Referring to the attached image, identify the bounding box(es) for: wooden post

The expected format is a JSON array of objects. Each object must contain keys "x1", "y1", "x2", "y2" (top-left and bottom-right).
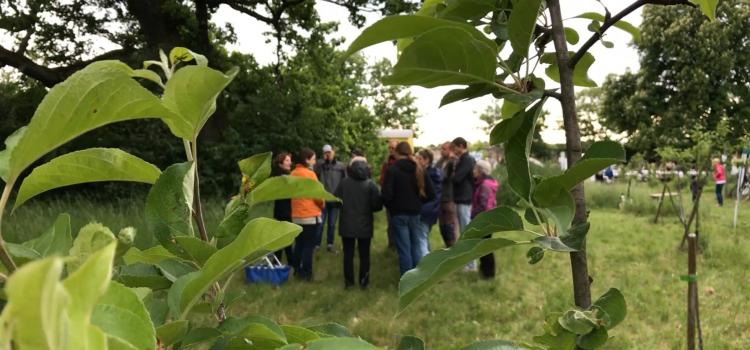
[
  {"x1": 654, "y1": 182, "x2": 668, "y2": 224},
  {"x1": 686, "y1": 233, "x2": 697, "y2": 350}
]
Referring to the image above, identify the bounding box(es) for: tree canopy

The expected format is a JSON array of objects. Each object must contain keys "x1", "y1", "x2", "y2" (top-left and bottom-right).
[{"x1": 598, "y1": 0, "x2": 750, "y2": 154}]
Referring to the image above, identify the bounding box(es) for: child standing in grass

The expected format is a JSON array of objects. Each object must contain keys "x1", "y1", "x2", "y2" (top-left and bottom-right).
[{"x1": 333, "y1": 159, "x2": 382, "y2": 289}]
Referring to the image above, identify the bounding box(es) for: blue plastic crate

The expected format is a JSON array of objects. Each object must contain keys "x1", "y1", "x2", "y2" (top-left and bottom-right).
[{"x1": 244, "y1": 255, "x2": 291, "y2": 285}]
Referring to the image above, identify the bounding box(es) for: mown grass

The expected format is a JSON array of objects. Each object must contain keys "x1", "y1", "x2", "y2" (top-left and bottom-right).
[{"x1": 3, "y1": 182, "x2": 750, "y2": 349}]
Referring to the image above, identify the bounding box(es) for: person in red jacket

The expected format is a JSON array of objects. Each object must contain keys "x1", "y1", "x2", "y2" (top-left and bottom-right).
[
  {"x1": 380, "y1": 139, "x2": 398, "y2": 250},
  {"x1": 713, "y1": 158, "x2": 726, "y2": 207}
]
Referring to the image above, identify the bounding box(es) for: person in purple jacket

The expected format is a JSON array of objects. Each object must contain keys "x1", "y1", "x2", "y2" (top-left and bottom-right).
[
  {"x1": 471, "y1": 159, "x2": 498, "y2": 279},
  {"x1": 416, "y1": 149, "x2": 443, "y2": 256}
]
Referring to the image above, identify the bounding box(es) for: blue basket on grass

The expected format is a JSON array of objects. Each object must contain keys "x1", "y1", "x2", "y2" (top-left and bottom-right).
[{"x1": 244, "y1": 254, "x2": 291, "y2": 285}]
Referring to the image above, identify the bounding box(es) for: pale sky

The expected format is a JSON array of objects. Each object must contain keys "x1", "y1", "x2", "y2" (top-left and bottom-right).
[{"x1": 212, "y1": 0, "x2": 644, "y2": 146}]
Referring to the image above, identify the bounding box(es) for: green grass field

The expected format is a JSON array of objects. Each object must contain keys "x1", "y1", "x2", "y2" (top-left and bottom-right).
[{"x1": 3, "y1": 182, "x2": 750, "y2": 349}]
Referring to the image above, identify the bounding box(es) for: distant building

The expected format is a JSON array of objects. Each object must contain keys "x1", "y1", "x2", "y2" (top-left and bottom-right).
[{"x1": 379, "y1": 129, "x2": 414, "y2": 148}]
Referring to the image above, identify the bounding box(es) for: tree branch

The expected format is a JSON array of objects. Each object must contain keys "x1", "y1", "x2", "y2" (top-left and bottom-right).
[
  {"x1": 319, "y1": 0, "x2": 381, "y2": 13},
  {"x1": 543, "y1": 89, "x2": 563, "y2": 101},
  {"x1": 223, "y1": 0, "x2": 274, "y2": 24},
  {"x1": 569, "y1": 0, "x2": 697, "y2": 68},
  {"x1": 52, "y1": 48, "x2": 135, "y2": 75}
]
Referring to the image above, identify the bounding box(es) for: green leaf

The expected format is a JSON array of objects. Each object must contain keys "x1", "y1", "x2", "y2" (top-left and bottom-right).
[
  {"x1": 531, "y1": 313, "x2": 577, "y2": 350},
  {"x1": 156, "y1": 320, "x2": 189, "y2": 346},
  {"x1": 145, "y1": 162, "x2": 195, "y2": 259},
  {"x1": 238, "y1": 152, "x2": 273, "y2": 191},
  {"x1": 107, "y1": 335, "x2": 140, "y2": 350},
  {"x1": 131, "y1": 69, "x2": 164, "y2": 87},
  {"x1": 459, "y1": 340, "x2": 525, "y2": 349},
  {"x1": 0, "y1": 126, "x2": 26, "y2": 182},
  {"x1": 558, "y1": 310, "x2": 597, "y2": 335},
  {"x1": 507, "y1": 0, "x2": 543, "y2": 57},
  {"x1": 526, "y1": 247, "x2": 544, "y2": 264},
  {"x1": 116, "y1": 227, "x2": 137, "y2": 260},
  {"x1": 398, "y1": 335, "x2": 425, "y2": 350},
  {"x1": 216, "y1": 199, "x2": 249, "y2": 238},
  {"x1": 535, "y1": 184, "x2": 575, "y2": 233},
  {"x1": 489, "y1": 109, "x2": 525, "y2": 146},
  {"x1": 6, "y1": 242, "x2": 42, "y2": 266},
  {"x1": 574, "y1": 12, "x2": 641, "y2": 42},
  {"x1": 460, "y1": 206, "x2": 524, "y2": 240},
  {"x1": 220, "y1": 316, "x2": 287, "y2": 341},
  {"x1": 280, "y1": 325, "x2": 321, "y2": 344},
  {"x1": 118, "y1": 263, "x2": 172, "y2": 290},
  {"x1": 383, "y1": 27, "x2": 498, "y2": 89},
  {"x1": 224, "y1": 289, "x2": 247, "y2": 311},
  {"x1": 504, "y1": 89, "x2": 543, "y2": 105},
  {"x1": 397, "y1": 238, "x2": 521, "y2": 316},
  {"x1": 306, "y1": 338, "x2": 376, "y2": 350},
  {"x1": 62, "y1": 242, "x2": 117, "y2": 349},
  {"x1": 182, "y1": 328, "x2": 224, "y2": 349},
  {"x1": 4, "y1": 258, "x2": 69, "y2": 350},
  {"x1": 225, "y1": 323, "x2": 288, "y2": 349},
  {"x1": 15, "y1": 148, "x2": 161, "y2": 209},
  {"x1": 68, "y1": 222, "x2": 116, "y2": 274},
  {"x1": 1, "y1": 61, "x2": 175, "y2": 184},
  {"x1": 576, "y1": 326, "x2": 608, "y2": 349},
  {"x1": 170, "y1": 47, "x2": 208, "y2": 66},
  {"x1": 346, "y1": 15, "x2": 497, "y2": 56},
  {"x1": 533, "y1": 221, "x2": 588, "y2": 252},
  {"x1": 156, "y1": 259, "x2": 197, "y2": 282},
  {"x1": 438, "y1": 0, "x2": 496, "y2": 22},
  {"x1": 91, "y1": 303, "x2": 156, "y2": 350},
  {"x1": 524, "y1": 208, "x2": 546, "y2": 225},
  {"x1": 590, "y1": 288, "x2": 627, "y2": 330},
  {"x1": 564, "y1": 27, "x2": 579, "y2": 45},
  {"x1": 131, "y1": 287, "x2": 153, "y2": 310},
  {"x1": 175, "y1": 236, "x2": 218, "y2": 266},
  {"x1": 689, "y1": 0, "x2": 719, "y2": 20},
  {"x1": 96, "y1": 281, "x2": 153, "y2": 326},
  {"x1": 440, "y1": 84, "x2": 498, "y2": 108},
  {"x1": 180, "y1": 218, "x2": 302, "y2": 317},
  {"x1": 248, "y1": 176, "x2": 339, "y2": 205},
  {"x1": 161, "y1": 66, "x2": 238, "y2": 140},
  {"x1": 587, "y1": 20, "x2": 601, "y2": 33},
  {"x1": 149, "y1": 300, "x2": 169, "y2": 328},
  {"x1": 277, "y1": 345, "x2": 303, "y2": 350},
  {"x1": 124, "y1": 245, "x2": 187, "y2": 265},
  {"x1": 306, "y1": 323, "x2": 353, "y2": 338},
  {"x1": 168, "y1": 271, "x2": 201, "y2": 319},
  {"x1": 540, "y1": 52, "x2": 597, "y2": 87},
  {"x1": 505, "y1": 99, "x2": 546, "y2": 200},
  {"x1": 601, "y1": 40, "x2": 614, "y2": 48},
  {"x1": 503, "y1": 51, "x2": 525, "y2": 74}
]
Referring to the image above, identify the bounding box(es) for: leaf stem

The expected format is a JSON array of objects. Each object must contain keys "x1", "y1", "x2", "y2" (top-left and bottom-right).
[
  {"x1": 498, "y1": 60, "x2": 524, "y2": 89},
  {"x1": 523, "y1": 229, "x2": 545, "y2": 237},
  {"x1": 190, "y1": 140, "x2": 209, "y2": 242},
  {"x1": 0, "y1": 272, "x2": 7, "y2": 282},
  {"x1": 530, "y1": 207, "x2": 548, "y2": 235},
  {"x1": 0, "y1": 182, "x2": 18, "y2": 274}
]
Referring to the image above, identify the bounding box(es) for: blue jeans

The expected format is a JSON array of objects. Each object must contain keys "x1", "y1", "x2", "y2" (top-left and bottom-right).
[
  {"x1": 716, "y1": 183, "x2": 724, "y2": 206},
  {"x1": 293, "y1": 223, "x2": 319, "y2": 280},
  {"x1": 456, "y1": 203, "x2": 475, "y2": 269},
  {"x1": 317, "y1": 203, "x2": 338, "y2": 247},
  {"x1": 391, "y1": 215, "x2": 426, "y2": 276},
  {"x1": 418, "y1": 221, "x2": 432, "y2": 257}
]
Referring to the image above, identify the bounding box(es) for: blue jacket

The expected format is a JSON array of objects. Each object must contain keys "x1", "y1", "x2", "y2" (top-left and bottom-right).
[{"x1": 420, "y1": 166, "x2": 443, "y2": 226}]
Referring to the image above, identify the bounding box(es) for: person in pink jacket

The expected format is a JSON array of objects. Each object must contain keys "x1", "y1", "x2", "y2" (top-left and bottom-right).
[
  {"x1": 713, "y1": 158, "x2": 726, "y2": 206},
  {"x1": 471, "y1": 160, "x2": 498, "y2": 279}
]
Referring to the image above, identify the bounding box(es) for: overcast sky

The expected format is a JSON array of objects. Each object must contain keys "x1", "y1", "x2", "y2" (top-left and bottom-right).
[{"x1": 212, "y1": 0, "x2": 644, "y2": 146}]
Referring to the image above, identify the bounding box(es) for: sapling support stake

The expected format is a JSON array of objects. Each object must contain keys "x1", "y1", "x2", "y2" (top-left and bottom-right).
[
  {"x1": 684, "y1": 233, "x2": 703, "y2": 350},
  {"x1": 654, "y1": 181, "x2": 669, "y2": 224}
]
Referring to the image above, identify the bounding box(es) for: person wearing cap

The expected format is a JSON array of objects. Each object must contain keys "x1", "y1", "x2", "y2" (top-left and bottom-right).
[{"x1": 314, "y1": 144, "x2": 347, "y2": 253}]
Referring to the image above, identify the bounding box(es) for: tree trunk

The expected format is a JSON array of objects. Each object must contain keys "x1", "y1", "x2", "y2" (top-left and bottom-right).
[{"x1": 547, "y1": 0, "x2": 593, "y2": 313}]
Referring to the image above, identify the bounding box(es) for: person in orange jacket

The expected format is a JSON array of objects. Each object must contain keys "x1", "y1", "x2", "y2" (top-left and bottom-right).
[{"x1": 291, "y1": 148, "x2": 325, "y2": 281}]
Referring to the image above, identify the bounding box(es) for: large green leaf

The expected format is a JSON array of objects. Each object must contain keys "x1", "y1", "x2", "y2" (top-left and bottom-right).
[
  {"x1": 398, "y1": 335, "x2": 425, "y2": 350},
  {"x1": 155, "y1": 320, "x2": 189, "y2": 346},
  {"x1": 689, "y1": 0, "x2": 719, "y2": 20},
  {"x1": 161, "y1": 66, "x2": 238, "y2": 141},
  {"x1": 216, "y1": 199, "x2": 249, "y2": 238},
  {"x1": 6, "y1": 242, "x2": 42, "y2": 266},
  {"x1": 145, "y1": 162, "x2": 195, "y2": 258},
  {"x1": 306, "y1": 338, "x2": 376, "y2": 350},
  {"x1": 383, "y1": 27, "x2": 498, "y2": 89},
  {"x1": 179, "y1": 218, "x2": 302, "y2": 317},
  {"x1": 574, "y1": 13, "x2": 640, "y2": 43},
  {"x1": 175, "y1": 236, "x2": 217, "y2": 266},
  {"x1": 489, "y1": 110, "x2": 525, "y2": 146},
  {"x1": 576, "y1": 326, "x2": 608, "y2": 349},
  {"x1": 541, "y1": 52, "x2": 597, "y2": 87},
  {"x1": 156, "y1": 259, "x2": 197, "y2": 282},
  {"x1": 590, "y1": 288, "x2": 627, "y2": 330},
  {"x1": 460, "y1": 206, "x2": 524, "y2": 240},
  {"x1": 62, "y1": 242, "x2": 116, "y2": 350},
  {"x1": 306, "y1": 323, "x2": 353, "y2": 338},
  {"x1": 68, "y1": 222, "x2": 116, "y2": 274},
  {"x1": 397, "y1": 238, "x2": 521, "y2": 316},
  {"x1": 438, "y1": 0, "x2": 496, "y2": 22},
  {"x1": 505, "y1": 99, "x2": 546, "y2": 201},
  {"x1": 182, "y1": 328, "x2": 224, "y2": 349},
  {"x1": 123, "y1": 245, "x2": 188, "y2": 265},
  {"x1": 558, "y1": 310, "x2": 597, "y2": 335},
  {"x1": 248, "y1": 176, "x2": 339, "y2": 204},
  {"x1": 280, "y1": 326, "x2": 320, "y2": 345},
  {"x1": 91, "y1": 304, "x2": 156, "y2": 350},
  {"x1": 346, "y1": 15, "x2": 496, "y2": 56},
  {"x1": 0, "y1": 127, "x2": 26, "y2": 182},
  {"x1": 97, "y1": 282, "x2": 153, "y2": 326},
  {"x1": 531, "y1": 313, "x2": 577, "y2": 350},
  {"x1": 219, "y1": 316, "x2": 286, "y2": 341},
  {"x1": 14, "y1": 148, "x2": 161, "y2": 209},
  {"x1": 4, "y1": 257, "x2": 69, "y2": 349},
  {"x1": 507, "y1": 0, "x2": 543, "y2": 57},
  {"x1": 458, "y1": 340, "x2": 525, "y2": 349},
  {"x1": 501, "y1": 99, "x2": 526, "y2": 120},
  {"x1": 2, "y1": 61, "x2": 175, "y2": 184},
  {"x1": 149, "y1": 300, "x2": 169, "y2": 328},
  {"x1": 225, "y1": 323, "x2": 288, "y2": 349},
  {"x1": 118, "y1": 263, "x2": 172, "y2": 290},
  {"x1": 168, "y1": 271, "x2": 201, "y2": 319},
  {"x1": 440, "y1": 84, "x2": 498, "y2": 108}
]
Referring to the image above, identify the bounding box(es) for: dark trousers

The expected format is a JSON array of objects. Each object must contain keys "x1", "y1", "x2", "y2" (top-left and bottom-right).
[
  {"x1": 292, "y1": 223, "x2": 319, "y2": 280},
  {"x1": 479, "y1": 234, "x2": 496, "y2": 278},
  {"x1": 716, "y1": 183, "x2": 724, "y2": 206},
  {"x1": 342, "y1": 237, "x2": 371, "y2": 288},
  {"x1": 386, "y1": 210, "x2": 394, "y2": 249},
  {"x1": 438, "y1": 202, "x2": 457, "y2": 247},
  {"x1": 274, "y1": 218, "x2": 294, "y2": 266}
]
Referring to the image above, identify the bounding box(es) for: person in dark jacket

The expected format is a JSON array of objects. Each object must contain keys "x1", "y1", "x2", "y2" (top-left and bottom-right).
[
  {"x1": 333, "y1": 160, "x2": 383, "y2": 289},
  {"x1": 346, "y1": 148, "x2": 372, "y2": 178},
  {"x1": 451, "y1": 137, "x2": 476, "y2": 271},
  {"x1": 417, "y1": 149, "x2": 442, "y2": 255},
  {"x1": 382, "y1": 142, "x2": 436, "y2": 276},
  {"x1": 271, "y1": 153, "x2": 294, "y2": 266},
  {"x1": 314, "y1": 144, "x2": 347, "y2": 253},
  {"x1": 380, "y1": 140, "x2": 399, "y2": 251},
  {"x1": 434, "y1": 141, "x2": 457, "y2": 247},
  {"x1": 472, "y1": 160, "x2": 499, "y2": 279}
]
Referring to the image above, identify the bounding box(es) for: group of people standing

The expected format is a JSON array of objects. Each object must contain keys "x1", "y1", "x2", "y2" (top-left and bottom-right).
[{"x1": 269, "y1": 137, "x2": 499, "y2": 289}]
